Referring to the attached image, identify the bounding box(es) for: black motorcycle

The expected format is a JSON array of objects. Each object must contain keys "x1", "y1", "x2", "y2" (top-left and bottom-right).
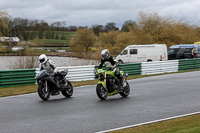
[{"x1": 36, "y1": 69, "x2": 73, "y2": 101}]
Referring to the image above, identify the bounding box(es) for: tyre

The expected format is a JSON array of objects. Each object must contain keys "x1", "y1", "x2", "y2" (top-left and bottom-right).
[
  {"x1": 38, "y1": 84, "x2": 50, "y2": 101},
  {"x1": 61, "y1": 81, "x2": 73, "y2": 98},
  {"x1": 119, "y1": 81, "x2": 130, "y2": 97},
  {"x1": 118, "y1": 60, "x2": 123, "y2": 64},
  {"x1": 96, "y1": 84, "x2": 108, "y2": 100},
  {"x1": 147, "y1": 59, "x2": 152, "y2": 62}
]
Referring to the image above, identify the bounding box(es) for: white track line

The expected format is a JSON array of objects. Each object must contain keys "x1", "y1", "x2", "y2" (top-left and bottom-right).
[{"x1": 95, "y1": 111, "x2": 200, "y2": 133}]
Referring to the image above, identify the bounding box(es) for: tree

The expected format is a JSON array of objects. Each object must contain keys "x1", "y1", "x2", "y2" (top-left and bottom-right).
[
  {"x1": 103, "y1": 22, "x2": 119, "y2": 32},
  {"x1": 51, "y1": 21, "x2": 66, "y2": 39},
  {"x1": 98, "y1": 31, "x2": 120, "y2": 55},
  {"x1": 92, "y1": 24, "x2": 103, "y2": 36},
  {"x1": 69, "y1": 28, "x2": 96, "y2": 57},
  {"x1": 121, "y1": 20, "x2": 136, "y2": 32},
  {"x1": 68, "y1": 26, "x2": 77, "y2": 32},
  {"x1": 126, "y1": 11, "x2": 200, "y2": 46},
  {"x1": 37, "y1": 20, "x2": 48, "y2": 39},
  {"x1": 0, "y1": 11, "x2": 10, "y2": 37},
  {"x1": 115, "y1": 32, "x2": 135, "y2": 53},
  {"x1": 0, "y1": 11, "x2": 12, "y2": 47}
]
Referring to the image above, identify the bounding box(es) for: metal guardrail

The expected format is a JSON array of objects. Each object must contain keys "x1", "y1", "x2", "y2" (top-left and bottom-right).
[
  {"x1": 94, "y1": 63, "x2": 142, "y2": 76},
  {"x1": 53, "y1": 65, "x2": 96, "y2": 81},
  {"x1": 1, "y1": 59, "x2": 200, "y2": 88},
  {"x1": 179, "y1": 58, "x2": 200, "y2": 71},
  {"x1": 118, "y1": 63, "x2": 141, "y2": 76},
  {"x1": 0, "y1": 69, "x2": 36, "y2": 88},
  {"x1": 141, "y1": 60, "x2": 179, "y2": 75},
  {"x1": 35, "y1": 65, "x2": 96, "y2": 82}
]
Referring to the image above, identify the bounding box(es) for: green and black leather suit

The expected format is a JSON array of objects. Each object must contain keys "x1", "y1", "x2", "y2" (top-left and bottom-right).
[{"x1": 98, "y1": 55, "x2": 123, "y2": 80}]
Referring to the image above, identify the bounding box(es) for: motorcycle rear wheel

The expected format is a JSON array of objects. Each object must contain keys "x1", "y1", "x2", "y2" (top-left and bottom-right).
[
  {"x1": 96, "y1": 84, "x2": 108, "y2": 100},
  {"x1": 61, "y1": 81, "x2": 73, "y2": 98},
  {"x1": 38, "y1": 85, "x2": 50, "y2": 101},
  {"x1": 119, "y1": 81, "x2": 130, "y2": 97}
]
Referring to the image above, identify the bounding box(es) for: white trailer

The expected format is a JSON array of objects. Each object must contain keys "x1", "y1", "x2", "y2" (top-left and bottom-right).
[
  {"x1": 115, "y1": 44, "x2": 168, "y2": 63},
  {"x1": 0, "y1": 37, "x2": 20, "y2": 43}
]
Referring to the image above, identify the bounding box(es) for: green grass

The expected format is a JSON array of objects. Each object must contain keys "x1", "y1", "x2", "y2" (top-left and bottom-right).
[
  {"x1": 30, "y1": 39, "x2": 70, "y2": 44},
  {"x1": 45, "y1": 31, "x2": 75, "y2": 39},
  {"x1": 22, "y1": 32, "x2": 76, "y2": 47},
  {"x1": 109, "y1": 114, "x2": 200, "y2": 133},
  {"x1": 0, "y1": 84, "x2": 37, "y2": 97},
  {"x1": 0, "y1": 80, "x2": 98, "y2": 97}
]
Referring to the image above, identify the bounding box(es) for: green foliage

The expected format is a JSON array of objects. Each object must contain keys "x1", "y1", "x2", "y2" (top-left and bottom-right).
[
  {"x1": 1, "y1": 10, "x2": 200, "y2": 59},
  {"x1": 98, "y1": 31, "x2": 120, "y2": 55},
  {"x1": 95, "y1": 12, "x2": 200, "y2": 57},
  {"x1": 0, "y1": 11, "x2": 10, "y2": 37},
  {"x1": 69, "y1": 28, "x2": 96, "y2": 57},
  {"x1": 127, "y1": 12, "x2": 200, "y2": 47}
]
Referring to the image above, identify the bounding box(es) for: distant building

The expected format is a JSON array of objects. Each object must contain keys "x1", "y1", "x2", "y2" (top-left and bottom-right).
[
  {"x1": 0, "y1": 37, "x2": 20, "y2": 44},
  {"x1": 11, "y1": 47, "x2": 24, "y2": 51}
]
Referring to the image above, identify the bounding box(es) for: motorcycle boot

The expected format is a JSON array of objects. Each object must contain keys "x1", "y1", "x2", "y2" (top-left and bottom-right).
[
  {"x1": 120, "y1": 77, "x2": 127, "y2": 88},
  {"x1": 117, "y1": 78, "x2": 125, "y2": 92},
  {"x1": 55, "y1": 79, "x2": 61, "y2": 89},
  {"x1": 54, "y1": 84, "x2": 60, "y2": 95},
  {"x1": 52, "y1": 89, "x2": 60, "y2": 95},
  {"x1": 54, "y1": 81, "x2": 61, "y2": 95}
]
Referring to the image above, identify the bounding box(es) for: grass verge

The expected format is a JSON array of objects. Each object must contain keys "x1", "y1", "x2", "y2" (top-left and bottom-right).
[
  {"x1": 0, "y1": 84, "x2": 37, "y2": 97},
  {"x1": 0, "y1": 80, "x2": 99, "y2": 97},
  {"x1": 109, "y1": 114, "x2": 200, "y2": 133}
]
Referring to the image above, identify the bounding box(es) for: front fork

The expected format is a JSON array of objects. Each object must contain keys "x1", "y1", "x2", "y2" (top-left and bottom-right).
[
  {"x1": 42, "y1": 80, "x2": 48, "y2": 93},
  {"x1": 104, "y1": 71, "x2": 106, "y2": 87},
  {"x1": 97, "y1": 75, "x2": 107, "y2": 91},
  {"x1": 45, "y1": 80, "x2": 48, "y2": 92},
  {"x1": 97, "y1": 71, "x2": 107, "y2": 88}
]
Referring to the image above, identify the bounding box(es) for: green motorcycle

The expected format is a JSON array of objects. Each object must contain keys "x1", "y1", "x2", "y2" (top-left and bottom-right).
[{"x1": 95, "y1": 62, "x2": 130, "y2": 100}]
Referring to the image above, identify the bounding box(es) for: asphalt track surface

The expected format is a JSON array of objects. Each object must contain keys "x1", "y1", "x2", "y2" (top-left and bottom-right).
[{"x1": 0, "y1": 71, "x2": 200, "y2": 133}]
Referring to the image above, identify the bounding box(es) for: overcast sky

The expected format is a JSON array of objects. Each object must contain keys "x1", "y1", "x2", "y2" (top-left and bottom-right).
[{"x1": 0, "y1": 0, "x2": 200, "y2": 28}]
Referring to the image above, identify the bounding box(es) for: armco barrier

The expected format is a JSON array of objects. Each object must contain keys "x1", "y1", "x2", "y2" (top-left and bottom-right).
[
  {"x1": 48, "y1": 65, "x2": 96, "y2": 82},
  {"x1": 141, "y1": 60, "x2": 179, "y2": 75},
  {"x1": 0, "y1": 69, "x2": 36, "y2": 88},
  {"x1": 118, "y1": 63, "x2": 141, "y2": 76},
  {"x1": 2, "y1": 58, "x2": 200, "y2": 87},
  {"x1": 94, "y1": 62, "x2": 142, "y2": 76},
  {"x1": 179, "y1": 58, "x2": 200, "y2": 71}
]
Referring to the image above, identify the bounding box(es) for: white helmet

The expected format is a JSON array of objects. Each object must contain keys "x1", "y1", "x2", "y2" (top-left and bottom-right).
[
  {"x1": 101, "y1": 49, "x2": 110, "y2": 60},
  {"x1": 39, "y1": 54, "x2": 48, "y2": 63}
]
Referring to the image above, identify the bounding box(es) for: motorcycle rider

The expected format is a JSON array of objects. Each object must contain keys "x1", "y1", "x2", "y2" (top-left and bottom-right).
[
  {"x1": 39, "y1": 54, "x2": 60, "y2": 89},
  {"x1": 98, "y1": 49, "x2": 126, "y2": 88}
]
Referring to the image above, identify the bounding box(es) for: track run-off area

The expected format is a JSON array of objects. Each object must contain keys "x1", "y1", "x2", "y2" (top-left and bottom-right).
[{"x1": 0, "y1": 71, "x2": 200, "y2": 133}]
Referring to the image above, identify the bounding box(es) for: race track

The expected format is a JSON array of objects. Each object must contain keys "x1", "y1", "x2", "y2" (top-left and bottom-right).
[{"x1": 0, "y1": 71, "x2": 200, "y2": 133}]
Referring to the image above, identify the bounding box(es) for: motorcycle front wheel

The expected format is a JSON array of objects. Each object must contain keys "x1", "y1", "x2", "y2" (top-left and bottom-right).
[
  {"x1": 119, "y1": 81, "x2": 130, "y2": 97},
  {"x1": 61, "y1": 81, "x2": 73, "y2": 98},
  {"x1": 38, "y1": 84, "x2": 50, "y2": 101},
  {"x1": 96, "y1": 84, "x2": 108, "y2": 100}
]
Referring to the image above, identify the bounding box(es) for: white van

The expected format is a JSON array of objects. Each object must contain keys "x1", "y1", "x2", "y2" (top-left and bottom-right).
[{"x1": 115, "y1": 44, "x2": 168, "y2": 63}]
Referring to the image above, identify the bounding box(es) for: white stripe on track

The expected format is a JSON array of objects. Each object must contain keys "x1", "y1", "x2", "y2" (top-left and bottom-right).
[{"x1": 95, "y1": 111, "x2": 200, "y2": 133}]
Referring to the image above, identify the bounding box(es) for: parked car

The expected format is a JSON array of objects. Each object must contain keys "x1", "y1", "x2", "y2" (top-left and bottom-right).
[
  {"x1": 115, "y1": 44, "x2": 168, "y2": 63},
  {"x1": 168, "y1": 44, "x2": 200, "y2": 60}
]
